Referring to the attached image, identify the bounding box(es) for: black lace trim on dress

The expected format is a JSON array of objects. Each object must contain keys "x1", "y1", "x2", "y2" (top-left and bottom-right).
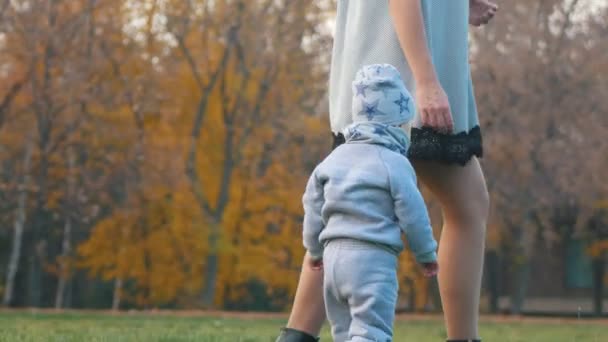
[
  {"x1": 332, "y1": 125, "x2": 482, "y2": 166},
  {"x1": 408, "y1": 125, "x2": 483, "y2": 166}
]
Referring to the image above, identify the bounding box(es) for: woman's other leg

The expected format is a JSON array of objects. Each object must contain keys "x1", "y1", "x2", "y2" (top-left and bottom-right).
[
  {"x1": 413, "y1": 157, "x2": 489, "y2": 340},
  {"x1": 278, "y1": 253, "x2": 326, "y2": 341}
]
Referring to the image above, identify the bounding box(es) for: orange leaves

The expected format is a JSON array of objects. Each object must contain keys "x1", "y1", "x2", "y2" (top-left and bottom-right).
[
  {"x1": 398, "y1": 251, "x2": 432, "y2": 310},
  {"x1": 3, "y1": 0, "x2": 338, "y2": 310},
  {"x1": 587, "y1": 240, "x2": 608, "y2": 259},
  {"x1": 77, "y1": 187, "x2": 207, "y2": 305},
  {"x1": 77, "y1": 210, "x2": 130, "y2": 280}
]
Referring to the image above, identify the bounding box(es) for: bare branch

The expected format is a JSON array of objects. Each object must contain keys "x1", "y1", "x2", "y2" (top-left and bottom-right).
[
  {"x1": 0, "y1": 79, "x2": 26, "y2": 129},
  {"x1": 184, "y1": 26, "x2": 237, "y2": 219},
  {"x1": 235, "y1": 64, "x2": 278, "y2": 163},
  {"x1": 553, "y1": 0, "x2": 581, "y2": 56},
  {"x1": 0, "y1": 0, "x2": 10, "y2": 20},
  {"x1": 174, "y1": 34, "x2": 205, "y2": 92}
]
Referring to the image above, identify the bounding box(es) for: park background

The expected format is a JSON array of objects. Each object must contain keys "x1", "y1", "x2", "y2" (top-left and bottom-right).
[{"x1": 0, "y1": 1, "x2": 607, "y2": 330}]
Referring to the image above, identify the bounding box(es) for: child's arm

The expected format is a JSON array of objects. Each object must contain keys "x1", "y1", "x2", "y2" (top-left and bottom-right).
[
  {"x1": 390, "y1": 162, "x2": 437, "y2": 264},
  {"x1": 302, "y1": 170, "x2": 326, "y2": 261}
]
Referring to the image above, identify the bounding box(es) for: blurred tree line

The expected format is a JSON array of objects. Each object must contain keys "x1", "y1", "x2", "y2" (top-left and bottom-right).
[{"x1": 0, "y1": 0, "x2": 606, "y2": 314}]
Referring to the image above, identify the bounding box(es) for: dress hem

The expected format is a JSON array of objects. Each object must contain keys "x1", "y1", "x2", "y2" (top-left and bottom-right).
[{"x1": 408, "y1": 125, "x2": 483, "y2": 166}]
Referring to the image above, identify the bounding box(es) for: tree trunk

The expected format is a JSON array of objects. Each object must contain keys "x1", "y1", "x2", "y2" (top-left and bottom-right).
[
  {"x1": 200, "y1": 114, "x2": 235, "y2": 308},
  {"x1": 54, "y1": 216, "x2": 71, "y2": 309},
  {"x1": 485, "y1": 250, "x2": 500, "y2": 314},
  {"x1": 112, "y1": 278, "x2": 122, "y2": 311},
  {"x1": 509, "y1": 213, "x2": 537, "y2": 315},
  {"x1": 29, "y1": 145, "x2": 49, "y2": 308},
  {"x1": 201, "y1": 222, "x2": 220, "y2": 308},
  {"x1": 429, "y1": 277, "x2": 442, "y2": 313},
  {"x1": 3, "y1": 141, "x2": 33, "y2": 306},
  {"x1": 591, "y1": 256, "x2": 605, "y2": 316},
  {"x1": 55, "y1": 147, "x2": 75, "y2": 309},
  {"x1": 406, "y1": 279, "x2": 415, "y2": 312},
  {"x1": 112, "y1": 186, "x2": 130, "y2": 311},
  {"x1": 28, "y1": 0, "x2": 56, "y2": 308},
  {"x1": 510, "y1": 260, "x2": 531, "y2": 315},
  {"x1": 64, "y1": 276, "x2": 73, "y2": 308}
]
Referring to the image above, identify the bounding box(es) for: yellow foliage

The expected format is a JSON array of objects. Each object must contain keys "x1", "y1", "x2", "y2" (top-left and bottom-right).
[
  {"x1": 595, "y1": 200, "x2": 608, "y2": 209},
  {"x1": 78, "y1": 185, "x2": 206, "y2": 306},
  {"x1": 65, "y1": 0, "x2": 432, "y2": 310},
  {"x1": 587, "y1": 240, "x2": 608, "y2": 258}
]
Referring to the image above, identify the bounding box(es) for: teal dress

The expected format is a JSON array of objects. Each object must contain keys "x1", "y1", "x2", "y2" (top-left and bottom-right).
[{"x1": 329, "y1": 0, "x2": 482, "y2": 165}]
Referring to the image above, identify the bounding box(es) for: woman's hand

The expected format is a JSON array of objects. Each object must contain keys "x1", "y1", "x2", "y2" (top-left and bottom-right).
[
  {"x1": 469, "y1": 0, "x2": 498, "y2": 27},
  {"x1": 416, "y1": 80, "x2": 454, "y2": 133}
]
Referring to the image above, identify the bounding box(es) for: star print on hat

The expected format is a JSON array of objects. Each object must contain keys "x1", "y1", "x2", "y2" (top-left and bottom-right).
[{"x1": 351, "y1": 64, "x2": 414, "y2": 127}]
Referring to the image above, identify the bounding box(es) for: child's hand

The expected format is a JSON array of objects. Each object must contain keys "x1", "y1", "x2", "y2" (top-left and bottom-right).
[
  {"x1": 309, "y1": 257, "x2": 323, "y2": 271},
  {"x1": 421, "y1": 261, "x2": 438, "y2": 277}
]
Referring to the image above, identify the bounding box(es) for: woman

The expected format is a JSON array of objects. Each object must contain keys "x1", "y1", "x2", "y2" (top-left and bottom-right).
[{"x1": 277, "y1": 1, "x2": 497, "y2": 341}]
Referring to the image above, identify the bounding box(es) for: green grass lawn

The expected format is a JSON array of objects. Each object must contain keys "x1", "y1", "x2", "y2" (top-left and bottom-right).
[{"x1": 0, "y1": 311, "x2": 606, "y2": 342}]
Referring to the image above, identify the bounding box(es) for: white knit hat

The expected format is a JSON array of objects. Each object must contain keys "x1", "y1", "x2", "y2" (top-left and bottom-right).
[{"x1": 351, "y1": 64, "x2": 414, "y2": 126}]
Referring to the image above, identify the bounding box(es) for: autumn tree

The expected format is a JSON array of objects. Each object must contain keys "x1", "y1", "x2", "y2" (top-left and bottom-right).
[
  {"x1": 156, "y1": 0, "x2": 333, "y2": 308},
  {"x1": 0, "y1": 0, "x2": 95, "y2": 307},
  {"x1": 472, "y1": 0, "x2": 608, "y2": 314},
  {"x1": 76, "y1": 0, "x2": 335, "y2": 309}
]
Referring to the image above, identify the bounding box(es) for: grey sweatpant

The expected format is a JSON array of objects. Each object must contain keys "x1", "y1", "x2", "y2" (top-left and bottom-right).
[{"x1": 323, "y1": 239, "x2": 399, "y2": 342}]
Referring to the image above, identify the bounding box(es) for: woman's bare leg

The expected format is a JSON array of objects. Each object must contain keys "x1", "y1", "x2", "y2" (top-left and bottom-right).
[
  {"x1": 413, "y1": 157, "x2": 489, "y2": 340},
  {"x1": 284, "y1": 252, "x2": 326, "y2": 335}
]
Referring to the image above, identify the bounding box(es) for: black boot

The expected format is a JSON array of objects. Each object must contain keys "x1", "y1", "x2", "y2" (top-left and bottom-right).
[{"x1": 275, "y1": 328, "x2": 320, "y2": 342}]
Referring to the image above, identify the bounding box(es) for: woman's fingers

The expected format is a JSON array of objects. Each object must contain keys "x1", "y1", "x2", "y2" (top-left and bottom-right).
[
  {"x1": 422, "y1": 108, "x2": 435, "y2": 128},
  {"x1": 434, "y1": 106, "x2": 453, "y2": 134},
  {"x1": 441, "y1": 109, "x2": 454, "y2": 134},
  {"x1": 470, "y1": 0, "x2": 499, "y2": 26},
  {"x1": 433, "y1": 107, "x2": 447, "y2": 133},
  {"x1": 484, "y1": 9, "x2": 496, "y2": 21},
  {"x1": 416, "y1": 81, "x2": 453, "y2": 133},
  {"x1": 443, "y1": 109, "x2": 454, "y2": 133},
  {"x1": 421, "y1": 105, "x2": 454, "y2": 133}
]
